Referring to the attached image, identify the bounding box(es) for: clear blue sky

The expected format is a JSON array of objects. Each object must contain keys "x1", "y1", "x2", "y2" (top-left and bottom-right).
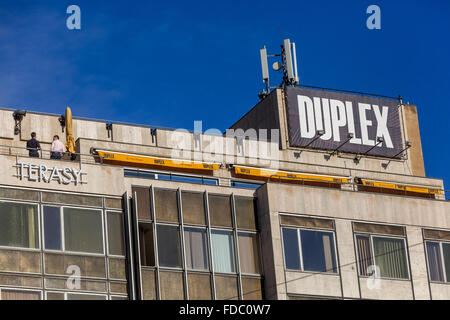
[{"x1": 0, "y1": 0, "x2": 449, "y2": 187}]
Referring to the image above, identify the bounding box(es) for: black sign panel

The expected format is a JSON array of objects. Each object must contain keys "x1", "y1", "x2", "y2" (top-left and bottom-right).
[{"x1": 286, "y1": 87, "x2": 403, "y2": 158}]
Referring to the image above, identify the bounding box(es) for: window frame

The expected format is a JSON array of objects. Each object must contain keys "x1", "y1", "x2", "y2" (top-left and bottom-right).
[
  {"x1": 0, "y1": 287, "x2": 42, "y2": 300},
  {"x1": 105, "y1": 210, "x2": 126, "y2": 258},
  {"x1": 210, "y1": 227, "x2": 237, "y2": 275},
  {"x1": 183, "y1": 226, "x2": 209, "y2": 272},
  {"x1": 281, "y1": 226, "x2": 339, "y2": 275},
  {"x1": 237, "y1": 230, "x2": 263, "y2": 276},
  {"x1": 0, "y1": 199, "x2": 41, "y2": 251},
  {"x1": 42, "y1": 205, "x2": 105, "y2": 256},
  {"x1": 424, "y1": 239, "x2": 450, "y2": 283},
  {"x1": 45, "y1": 290, "x2": 108, "y2": 300},
  {"x1": 354, "y1": 232, "x2": 410, "y2": 280}
]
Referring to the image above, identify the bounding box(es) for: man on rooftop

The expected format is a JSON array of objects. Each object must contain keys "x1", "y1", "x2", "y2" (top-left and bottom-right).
[
  {"x1": 50, "y1": 135, "x2": 65, "y2": 160},
  {"x1": 26, "y1": 132, "x2": 41, "y2": 158}
]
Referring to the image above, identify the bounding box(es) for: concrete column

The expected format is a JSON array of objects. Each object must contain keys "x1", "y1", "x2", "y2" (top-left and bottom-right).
[
  {"x1": 406, "y1": 226, "x2": 431, "y2": 300},
  {"x1": 335, "y1": 220, "x2": 360, "y2": 299}
]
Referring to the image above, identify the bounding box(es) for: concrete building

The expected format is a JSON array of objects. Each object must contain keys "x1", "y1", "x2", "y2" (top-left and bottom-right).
[{"x1": 0, "y1": 86, "x2": 448, "y2": 300}]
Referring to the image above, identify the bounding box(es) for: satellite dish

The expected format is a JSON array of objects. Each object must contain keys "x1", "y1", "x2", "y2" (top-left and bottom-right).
[{"x1": 272, "y1": 62, "x2": 282, "y2": 71}]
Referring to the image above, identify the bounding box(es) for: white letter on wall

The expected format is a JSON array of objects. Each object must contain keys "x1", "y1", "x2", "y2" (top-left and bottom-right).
[
  {"x1": 297, "y1": 95, "x2": 316, "y2": 139},
  {"x1": 358, "y1": 103, "x2": 375, "y2": 146},
  {"x1": 329, "y1": 99, "x2": 347, "y2": 142}
]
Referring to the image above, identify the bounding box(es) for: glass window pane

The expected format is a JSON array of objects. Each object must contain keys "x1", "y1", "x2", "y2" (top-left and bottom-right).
[
  {"x1": 426, "y1": 241, "x2": 444, "y2": 282},
  {"x1": 211, "y1": 230, "x2": 235, "y2": 273},
  {"x1": 356, "y1": 235, "x2": 373, "y2": 276},
  {"x1": 0, "y1": 201, "x2": 39, "y2": 249},
  {"x1": 184, "y1": 227, "x2": 208, "y2": 270},
  {"x1": 282, "y1": 228, "x2": 300, "y2": 270},
  {"x1": 208, "y1": 195, "x2": 232, "y2": 228},
  {"x1": 66, "y1": 293, "x2": 106, "y2": 300},
  {"x1": 159, "y1": 271, "x2": 184, "y2": 300},
  {"x1": 1, "y1": 289, "x2": 40, "y2": 300},
  {"x1": 188, "y1": 273, "x2": 212, "y2": 300},
  {"x1": 154, "y1": 189, "x2": 179, "y2": 223},
  {"x1": 63, "y1": 208, "x2": 103, "y2": 254},
  {"x1": 373, "y1": 236, "x2": 409, "y2": 279},
  {"x1": 181, "y1": 191, "x2": 206, "y2": 225},
  {"x1": 46, "y1": 292, "x2": 65, "y2": 300},
  {"x1": 156, "y1": 225, "x2": 181, "y2": 268},
  {"x1": 300, "y1": 230, "x2": 337, "y2": 273},
  {"x1": 141, "y1": 269, "x2": 157, "y2": 300},
  {"x1": 139, "y1": 223, "x2": 155, "y2": 267},
  {"x1": 235, "y1": 197, "x2": 256, "y2": 230},
  {"x1": 441, "y1": 243, "x2": 450, "y2": 282},
  {"x1": 107, "y1": 211, "x2": 125, "y2": 256},
  {"x1": 241, "y1": 277, "x2": 264, "y2": 300},
  {"x1": 44, "y1": 206, "x2": 61, "y2": 250},
  {"x1": 214, "y1": 275, "x2": 238, "y2": 300},
  {"x1": 238, "y1": 232, "x2": 261, "y2": 274},
  {"x1": 132, "y1": 187, "x2": 151, "y2": 220}
]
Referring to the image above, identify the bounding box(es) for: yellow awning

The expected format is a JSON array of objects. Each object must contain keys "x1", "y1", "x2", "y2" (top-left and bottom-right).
[
  {"x1": 358, "y1": 178, "x2": 442, "y2": 195},
  {"x1": 233, "y1": 165, "x2": 350, "y2": 184},
  {"x1": 94, "y1": 149, "x2": 221, "y2": 172}
]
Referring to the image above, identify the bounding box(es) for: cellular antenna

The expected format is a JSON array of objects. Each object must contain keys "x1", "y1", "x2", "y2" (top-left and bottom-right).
[
  {"x1": 260, "y1": 46, "x2": 270, "y2": 93},
  {"x1": 258, "y1": 37, "x2": 300, "y2": 100}
]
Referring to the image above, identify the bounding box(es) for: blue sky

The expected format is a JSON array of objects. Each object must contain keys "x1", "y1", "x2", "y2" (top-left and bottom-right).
[{"x1": 0, "y1": 0, "x2": 449, "y2": 187}]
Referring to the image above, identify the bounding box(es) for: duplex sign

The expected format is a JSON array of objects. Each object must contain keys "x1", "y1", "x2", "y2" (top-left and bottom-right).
[{"x1": 286, "y1": 87, "x2": 403, "y2": 158}]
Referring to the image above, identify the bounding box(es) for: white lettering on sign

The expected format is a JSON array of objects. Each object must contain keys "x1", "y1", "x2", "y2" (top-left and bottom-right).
[
  {"x1": 296, "y1": 95, "x2": 394, "y2": 148},
  {"x1": 15, "y1": 162, "x2": 86, "y2": 185}
]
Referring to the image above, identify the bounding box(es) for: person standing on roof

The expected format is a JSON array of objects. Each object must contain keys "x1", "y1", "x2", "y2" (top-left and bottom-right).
[
  {"x1": 50, "y1": 135, "x2": 65, "y2": 160},
  {"x1": 26, "y1": 132, "x2": 41, "y2": 157}
]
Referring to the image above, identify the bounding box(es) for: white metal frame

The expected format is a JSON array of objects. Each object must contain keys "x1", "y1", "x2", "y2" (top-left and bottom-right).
[
  {"x1": 0, "y1": 199, "x2": 41, "y2": 252},
  {"x1": 354, "y1": 232, "x2": 411, "y2": 280},
  {"x1": 424, "y1": 239, "x2": 450, "y2": 283},
  {"x1": 281, "y1": 226, "x2": 339, "y2": 275}
]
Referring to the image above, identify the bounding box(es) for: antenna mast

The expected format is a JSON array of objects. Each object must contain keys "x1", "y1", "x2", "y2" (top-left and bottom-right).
[{"x1": 258, "y1": 38, "x2": 300, "y2": 100}]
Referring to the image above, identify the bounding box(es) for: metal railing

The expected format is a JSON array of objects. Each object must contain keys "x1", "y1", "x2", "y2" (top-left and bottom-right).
[
  {"x1": 268, "y1": 174, "x2": 450, "y2": 201},
  {"x1": 0, "y1": 143, "x2": 104, "y2": 165},
  {"x1": 0, "y1": 143, "x2": 448, "y2": 201}
]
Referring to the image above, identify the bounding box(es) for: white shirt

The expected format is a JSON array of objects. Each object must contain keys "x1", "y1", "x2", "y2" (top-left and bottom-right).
[{"x1": 51, "y1": 139, "x2": 65, "y2": 153}]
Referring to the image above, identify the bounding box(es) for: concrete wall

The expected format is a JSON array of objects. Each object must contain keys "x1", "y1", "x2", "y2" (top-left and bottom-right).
[{"x1": 403, "y1": 104, "x2": 426, "y2": 176}]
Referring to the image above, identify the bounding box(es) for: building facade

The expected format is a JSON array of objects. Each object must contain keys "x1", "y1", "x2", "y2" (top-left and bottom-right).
[{"x1": 0, "y1": 87, "x2": 448, "y2": 300}]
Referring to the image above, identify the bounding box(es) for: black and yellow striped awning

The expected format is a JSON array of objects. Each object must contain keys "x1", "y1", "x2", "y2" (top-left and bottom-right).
[
  {"x1": 233, "y1": 165, "x2": 351, "y2": 184},
  {"x1": 94, "y1": 149, "x2": 221, "y2": 172},
  {"x1": 357, "y1": 178, "x2": 442, "y2": 195}
]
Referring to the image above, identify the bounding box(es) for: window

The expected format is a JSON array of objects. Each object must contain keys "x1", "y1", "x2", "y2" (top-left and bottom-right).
[
  {"x1": 132, "y1": 186, "x2": 151, "y2": 220},
  {"x1": 64, "y1": 207, "x2": 104, "y2": 254},
  {"x1": 181, "y1": 191, "x2": 206, "y2": 225},
  {"x1": 43, "y1": 206, "x2": 61, "y2": 250},
  {"x1": 208, "y1": 195, "x2": 232, "y2": 228},
  {"x1": 154, "y1": 189, "x2": 179, "y2": 223},
  {"x1": 125, "y1": 170, "x2": 218, "y2": 186},
  {"x1": 235, "y1": 197, "x2": 257, "y2": 230},
  {"x1": 211, "y1": 230, "x2": 235, "y2": 273},
  {"x1": 107, "y1": 211, "x2": 125, "y2": 256},
  {"x1": 156, "y1": 225, "x2": 181, "y2": 268},
  {"x1": 184, "y1": 227, "x2": 208, "y2": 270},
  {"x1": 231, "y1": 181, "x2": 262, "y2": 190},
  {"x1": 426, "y1": 241, "x2": 450, "y2": 282},
  {"x1": 282, "y1": 228, "x2": 337, "y2": 273},
  {"x1": 139, "y1": 223, "x2": 155, "y2": 266},
  {"x1": 0, "y1": 201, "x2": 39, "y2": 249},
  {"x1": 0, "y1": 289, "x2": 40, "y2": 300},
  {"x1": 355, "y1": 234, "x2": 409, "y2": 279},
  {"x1": 238, "y1": 232, "x2": 261, "y2": 274}
]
